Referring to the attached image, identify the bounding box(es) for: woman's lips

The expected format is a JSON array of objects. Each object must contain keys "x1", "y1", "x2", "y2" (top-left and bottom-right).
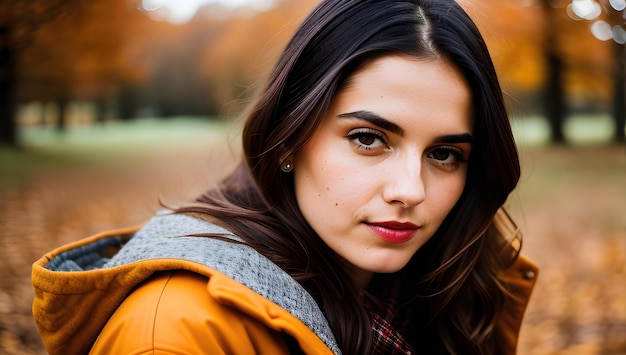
[{"x1": 364, "y1": 221, "x2": 419, "y2": 244}]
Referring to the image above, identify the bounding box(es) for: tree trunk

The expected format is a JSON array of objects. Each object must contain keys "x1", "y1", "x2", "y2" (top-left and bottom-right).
[
  {"x1": 56, "y1": 97, "x2": 68, "y2": 132},
  {"x1": 0, "y1": 25, "x2": 17, "y2": 146},
  {"x1": 39, "y1": 102, "x2": 47, "y2": 126},
  {"x1": 613, "y1": 44, "x2": 625, "y2": 143},
  {"x1": 117, "y1": 84, "x2": 137, "y2": 120},
  {"x1": 546, "y1": 49, "x2": 566, "y2": 143},
  {"x1": 542, "y1": 0, "x2": 566, "y2": 144},
  {"x1": 95, "y1": 98, "x2": 107, "y2": 123}
]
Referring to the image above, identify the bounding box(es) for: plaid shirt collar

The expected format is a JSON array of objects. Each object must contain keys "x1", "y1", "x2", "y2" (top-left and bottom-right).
[{"x1": 361, "y1": 277, "x2": 415, "y2": 355}]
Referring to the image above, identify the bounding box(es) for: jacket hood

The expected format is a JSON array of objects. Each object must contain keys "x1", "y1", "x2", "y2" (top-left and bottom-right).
[{"x1": 32, "y1": 213, "x2": 340, "y2": 354}]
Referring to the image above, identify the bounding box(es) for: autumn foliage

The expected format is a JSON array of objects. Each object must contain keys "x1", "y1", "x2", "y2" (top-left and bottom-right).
[{"x1": 4, "y1": 0, "x2": 619, "y2": 128}]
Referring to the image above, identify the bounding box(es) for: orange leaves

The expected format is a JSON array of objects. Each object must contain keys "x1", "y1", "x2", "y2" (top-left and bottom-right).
[{"x1": 462, "y1": 0, "x2": 615, "y2": 102}]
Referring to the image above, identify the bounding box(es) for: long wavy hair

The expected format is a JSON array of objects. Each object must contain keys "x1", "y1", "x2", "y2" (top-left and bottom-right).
[{"x1": 177, "y1": 0, "x2": 521, "y2": 353}]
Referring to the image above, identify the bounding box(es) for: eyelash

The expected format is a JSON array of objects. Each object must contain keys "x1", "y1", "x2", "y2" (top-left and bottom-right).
[
  {"x1": 346, "y1": 128, "x2": 388, "y2": 152},
  {"x1": 427, "y1": 146, "x2": 468, "y2": 170}
]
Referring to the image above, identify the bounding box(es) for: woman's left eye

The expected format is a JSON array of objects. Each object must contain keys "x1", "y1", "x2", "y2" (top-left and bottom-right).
[
  {"x1": 347, "y1": 128, "x2": 388, "y2": 152},
  {"x1": 427, "y1": 147, "x2": 467, "y2": 170}
]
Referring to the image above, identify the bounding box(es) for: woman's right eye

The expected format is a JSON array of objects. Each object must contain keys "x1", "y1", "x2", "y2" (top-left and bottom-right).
[{"x1": 346, "y1": 128, "x2": 388, "y2": 153}]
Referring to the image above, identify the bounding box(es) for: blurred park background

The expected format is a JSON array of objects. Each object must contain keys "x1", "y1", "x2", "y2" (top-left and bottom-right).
[{"x1": 0, "y1": 0, "x2": 624, "y2": 353}]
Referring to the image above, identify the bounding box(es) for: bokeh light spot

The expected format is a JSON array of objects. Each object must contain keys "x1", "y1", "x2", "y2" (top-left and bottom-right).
[
  {"x1": 612, "y1": 25, "x2": 626, "y2": 44},
  {"x1": 591, "y1": 20, "x2": 614, "y2": 41},
  {"x1": 572, "y1": 0, "x2": 602, "y2": 20},
  {"x1": 609, "y1": 0, "x2": 626, "y2": 11}
]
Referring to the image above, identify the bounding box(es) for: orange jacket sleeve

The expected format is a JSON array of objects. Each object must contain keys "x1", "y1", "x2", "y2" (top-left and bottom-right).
[{"x1": 90, "y1": 270, "x2": 292, "y2": 354}]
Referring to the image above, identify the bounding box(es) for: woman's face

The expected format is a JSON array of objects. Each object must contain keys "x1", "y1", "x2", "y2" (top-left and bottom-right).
[{"x1": 293, "y1": 55, "x2": 472, "y2": 287}]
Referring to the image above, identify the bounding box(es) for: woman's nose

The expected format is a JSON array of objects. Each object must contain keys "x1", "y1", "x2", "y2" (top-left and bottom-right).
[{"x1": 382, "y1": 156, "x2": 426, "y2": 208}]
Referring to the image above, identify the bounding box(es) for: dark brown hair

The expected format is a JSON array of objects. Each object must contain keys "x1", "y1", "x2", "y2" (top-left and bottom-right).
[{"x1": 178, "y1": 0, "x2": 521, "y2": 353}]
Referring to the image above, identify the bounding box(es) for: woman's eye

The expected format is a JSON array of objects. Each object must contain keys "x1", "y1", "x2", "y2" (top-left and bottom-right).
[
  {"x1": 430, "y1": 149, "x2": 453, "y2": 161},
  {"x1": 428, "y1": 147, "x2": 467, "y2": 170},
  {"x1": 347, "y1": 128, "x2": 387, "y2": 152}
]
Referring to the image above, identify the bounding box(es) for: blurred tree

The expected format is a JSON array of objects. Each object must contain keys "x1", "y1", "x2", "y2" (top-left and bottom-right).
[
  {"x1": 17, "y1": 0, "x2": 142, "y2": 129},
  {"x1": 612, "y1": 43, "x2": 625, "y2": 142},
  {"x1": 1, "y1": 0, "x2": 160, "y2": 145},
  {"x1": 565, "y1": 0, "x2": 625, "y2": 142},
  {"x1": 141, "y1": 20, "x2": 216, "y2": 117},
  {"x1": 603, "y1": 1, "x2": 625, "y2": 142},
  {"x1": 0, "y1": 1, "x2": 74, "y2": 145},
  {"x1": 464, "y1": 0, "x2": 616, "y2": 143},
  {"x1": 542, "y1": 0, "x2": 569, "y2": 143},
  {"x1": 196, "y1": 0, "x2": 320, "y2": 116},
  {"x1": 470, "y1": 2, "x2": 549, "y2": 119},
  {"x1": 0, "y1": 24, "x2": 15, "y2": 145},
  {"x1": 114, "y1": 9, "x2": 162, "y2": 120}
]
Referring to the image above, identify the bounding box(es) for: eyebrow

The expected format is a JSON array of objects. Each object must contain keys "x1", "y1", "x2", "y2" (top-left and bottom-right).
[
  {"x1": 337, "y1": 110, "x2": 473, "y2": 144},
  {"x1": 337, "y1": 110, "x2": 404, "y2": 136},
  {"x1": 434, "y1": 133, "x2": 473, "y2": 144}
]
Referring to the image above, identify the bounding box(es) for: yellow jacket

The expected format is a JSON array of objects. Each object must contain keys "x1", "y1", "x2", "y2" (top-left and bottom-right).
[{"x1": 32, "y1": 210, "x2": 537, "y2": 354}]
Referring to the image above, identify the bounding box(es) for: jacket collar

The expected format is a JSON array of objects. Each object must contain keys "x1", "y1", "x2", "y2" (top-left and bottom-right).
[{"x1": 45, "y1": 212, "x2": 341, "y2": 354}]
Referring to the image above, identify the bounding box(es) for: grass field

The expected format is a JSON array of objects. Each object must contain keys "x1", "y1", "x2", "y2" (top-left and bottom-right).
[{"x1": 0, "y1": 116, "x2": 624, "y2": 354}]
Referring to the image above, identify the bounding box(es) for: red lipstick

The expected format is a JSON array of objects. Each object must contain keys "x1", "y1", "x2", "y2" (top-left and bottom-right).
[{"x1": 364, "y1": 221, "x2": 419, "y2": 244}]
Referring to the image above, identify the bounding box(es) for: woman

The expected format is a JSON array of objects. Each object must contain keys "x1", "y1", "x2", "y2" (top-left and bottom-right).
[{"x1": 32, "y1": 0, "x2": 538, "y2": 354}]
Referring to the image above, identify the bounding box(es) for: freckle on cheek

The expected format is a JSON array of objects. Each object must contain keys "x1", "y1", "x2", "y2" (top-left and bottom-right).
[{"x1": 335, "y1": 203, "x2": 338, "y2": 206}]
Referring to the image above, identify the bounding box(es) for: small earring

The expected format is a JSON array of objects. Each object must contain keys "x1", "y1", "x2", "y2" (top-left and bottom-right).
[{"x1": 281, "y1": 160, "x2": 293, "y2": 172}]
